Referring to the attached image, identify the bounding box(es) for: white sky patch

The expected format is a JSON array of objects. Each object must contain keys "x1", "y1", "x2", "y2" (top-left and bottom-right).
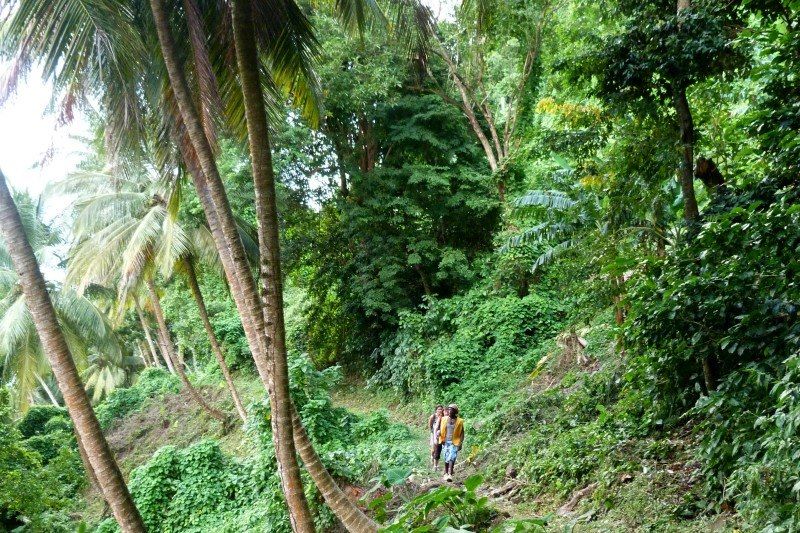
[
  {"x1": 0, "y1": 64, "x2": 89, "y2": 281},
  {"x1": 0, "y1": 69, "x2": 89, "y2": 201},
  {"x1": 423, "y1": 0, "x2": 457, "y2": 21}
]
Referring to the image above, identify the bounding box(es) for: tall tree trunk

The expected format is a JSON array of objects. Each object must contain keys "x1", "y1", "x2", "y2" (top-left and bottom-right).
[
  {"x1": 0, "y1": 171, "x2": 145, "y2": 533},
  {"x1": 413, "y1": 264, "x2": 433, "y2": 298},
  {"x1": 435, "y1": 47, "x2": 499, "y2": 173},
  {"x1": 675, "y1": 0, "x2": 710, "y2": 388},
  {"x1": 185, "y1": 260, "x2": 247, "y2": 423},
  {"x1": 229, "y1": 0, "x2": 314, "y2": 529},
  {"x1": 75, "y1": 428, "x2": 102, "y2": 493},
  {"x1": 673, "y1": 85, "x2": 699, "y2": 222},
  {"x1": 674, "y1": 0, "x2": 699, "y2": 223},
  {"x1": 154, "y1": 322, "x2": 177, "y2": 374},
  {"x1": 145, "y1": 277, "x2": 227, "y2": 423},
  {"x1": 291, "y1": 411, "x2": 377, "y2": 531},
  {"x1": 149, "y1": 2, "x2": 377, "y2": 529},
  {"x1": 137, "y1": 341, "x2": 150, "y2": 367},
  {"x1": 134, "y1": 298, "x2": 164, "y2": 369}
]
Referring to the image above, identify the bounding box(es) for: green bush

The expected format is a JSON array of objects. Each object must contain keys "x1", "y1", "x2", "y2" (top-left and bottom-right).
[
  {"x1": 95, "y1": 368, "x2": 181, "y2": 429},
  {"x1": 628, "y1": 179, "x2": 800, "y2": 528},
  {"x1": 23, "y1": 431, "x2": 72, "y2": 464},
  {"x1": 372, "y1": 285, "x2": 567, "y2": 415},
  {"x1": 628, "y1": 178, "x2": 800, "y2": 415},
  {"x1": 380, "y1": 474, "x2": 547, "y2": 532},
  {"x1": 43, "y1": 415, "x2": 73, "y2": 434},
  {"x1": 0, "y1": 389, "x2": 81, "y2": 531},
  {"x1": 692, "y1": 355, "x2": 800, "y2": 528},
  {"x1": 16, "y1": 405, "x2": 68, "y2": 438}
]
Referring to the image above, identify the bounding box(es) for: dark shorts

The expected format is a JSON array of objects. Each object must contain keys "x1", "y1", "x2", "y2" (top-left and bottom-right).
[{"x1": 431, "y1": 442, "x2": 442, "y2": 460}]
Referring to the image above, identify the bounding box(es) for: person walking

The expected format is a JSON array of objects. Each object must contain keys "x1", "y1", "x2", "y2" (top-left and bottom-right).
[
  {"x1": 428, "y1": 405, "x2": 444, "y2": 471},
  {"x1": 439, "y1": 404, "x2": 464, "y2": 482}
]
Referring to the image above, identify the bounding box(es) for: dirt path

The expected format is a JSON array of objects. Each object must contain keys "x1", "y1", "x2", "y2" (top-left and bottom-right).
[{"x1": 331, "y1": 381, "x2": 523, "y2": 517}]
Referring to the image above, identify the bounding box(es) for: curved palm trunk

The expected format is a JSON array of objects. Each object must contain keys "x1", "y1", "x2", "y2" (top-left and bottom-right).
[
  {"x1": 185, "y1": 261, "x2": 247, "y2": 422},
  {"x1": 229, "y1": 0, "x2": 313, "y2": 529},
  {"x1": 149, "y1": 2, "x2": 377, "y2": 529},
  {"x1": 292, "y1": 412, "x2": 378, "y2": 531},
  {"x1": 155, "y1": 327, "x2": 177, "y2": 374},
  {"x1": 137, "y1": 342, "x2": 151, "y2": 367},
  {"x1": 145, "y1": 277, "x2": 227, "y2": 423},
  {"x1": 0, "y1": 171, "x2": 145, "y2": 533},
  {"x1": 75, "y1": 428, "x2": 102, "y2": 493},
  {"x1": 134, "y1": 297, "x2": 165, "y2": 370}
]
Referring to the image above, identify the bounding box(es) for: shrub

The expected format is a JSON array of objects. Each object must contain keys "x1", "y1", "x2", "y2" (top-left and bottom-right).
[
  {"x1": 95, "y1": 368, "x2": 181, "y2": 429},
  {"x1": 1, "y1": 417, "x2": 45, "y2": 525},
  {"x1": 628, "y1": 178, "x2": 800, "y2": 528},
  {"x1": 23, "y1": 431, "x2": 72, "y2": 464},
  {"x1": 372, "y1": 285, "x2": 567, "y2": 413},
  {"x1": 16, "y1": 405, "x2": 68, "y2": 438},
  {"x1": 627, "y1": 178, "x2": 800, "y2": 416},
  {"x1": 693, "y1": 354, "x2": 800, "y2": 528}
]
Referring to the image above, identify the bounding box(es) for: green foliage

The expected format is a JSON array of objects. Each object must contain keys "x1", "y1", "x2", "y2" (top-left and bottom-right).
[
  {"x1": 628, "y1": 179, "x2": 800, "y2": 413},
  {"x1": 692, "y1": 357, "x2": 800, "y2": 529},
  {"x1": 99, "y1": 355, "x2": 419, "y2": 532},
  {"x1": 373, "y1": 284, "x2": 566, "y2": 414},
  {"x1": 379, "y1": 474, "x2": 548, "y2": 532},
  {"x1": 17, "y1": 404, "x2": 68, "y2": 438},
  {"x1": 4, "y1": 1, "x2": 800, "y2": 531},
  {"x1": 628, "y1": 179, "x2": 800, "y2": 528},
  {"x1": 23, "y1": 429, "x2": 72, "y2": 464},
  {"x1": 0, "y1": 388, "x2": 83, "y2": 531},
  {"x1": 298, "y1": 27, "x2": 501, "y2": 366},
  {"x1": 0, "y1": 389, "x2": 47, "y2": 528},
  {"x1": 94, "y1": 368, "x2": 181, "y2": 429}
]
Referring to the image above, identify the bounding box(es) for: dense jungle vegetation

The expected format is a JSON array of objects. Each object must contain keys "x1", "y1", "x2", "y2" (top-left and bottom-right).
[{"x1": 1, "y1": 0, "x2": 799, "y2": 531}]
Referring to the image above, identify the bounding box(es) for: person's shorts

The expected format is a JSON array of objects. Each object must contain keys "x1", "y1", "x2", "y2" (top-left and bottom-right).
[
  {"x1": 431, "y1": 442, "x2": 442, "y2": 460},
  {"x1": 443, "y1": 442, "x2": 459, "y2": 463}
]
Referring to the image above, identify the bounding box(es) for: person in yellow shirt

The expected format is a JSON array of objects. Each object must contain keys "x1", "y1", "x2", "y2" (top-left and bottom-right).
[{"x1": 439, "y1": 403, "x2": 464, "y2": 481}]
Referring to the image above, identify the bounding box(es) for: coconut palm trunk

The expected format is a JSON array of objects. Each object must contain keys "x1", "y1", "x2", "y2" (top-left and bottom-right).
[
  {"x1": 184, "y1": 260, "x2": 247, "y2": 422},
  {"x1": 229, "y1": 0, "x2": 313, "y2": 529},
  {"x1": 149, "y1": 1, "x2": 377, "y2": 529},
  {"x1": 0, "y1": 171, "x2": 145, "y2": 533},
  {"x1": 145, "y1": 277, "x2": 227, "y2": 423},
  {"x1": 154, "y1": 325, "x2": 177, "y2": 374},
  {"x1": 135, "y1": 297, "x2": 168, "y2": 371}
]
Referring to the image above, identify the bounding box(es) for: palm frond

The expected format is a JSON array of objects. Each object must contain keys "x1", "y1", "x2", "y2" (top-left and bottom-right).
[
  {"x1": 513, "y1": 190, "x2": 576, "y2": 210},
  {"x1": 532, "y1": 239, "x2": 576, "y2": 273},
  {"x1": 182, "y1": 0, "x2": 222, "y2": 150},
  {"x1": 333, "y1": 0, "x2": 386, "y2": 33},
  {"x1": 0, "y1": 0, "x2": 147, "y2": 157},
  {"x1": 252, "y1": 0, "x2": 324, "y2": 126}
]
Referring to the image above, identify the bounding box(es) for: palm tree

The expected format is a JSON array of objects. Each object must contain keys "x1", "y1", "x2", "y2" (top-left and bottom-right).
[
  {"x1": 228, "y1": 1, "x2": 314, "y2": 526},
  {"x1": 133, "y1": 294, "x2": 172, "y2": 372},
  {"x1": 149, "y1": 1, "x2": 388, "y2": 528},
  {"x1": 62, "y1": 169, "x2": 248, "y2": 421},
  {"x1": 143, "y1": 275, "x2": 227, "y2": 423},
  {"x1": 179, "y1": 255, "x2": 247, "y2": 421},
  {"x1": 133, "y1": 296, "x2": 166, "y2": 370},
  {"x1": 0, "y1": 191, "x2": 128, "y2": 410},
  {"x1": 4, "y1": 1, "x2": 390, "y2": 527},
  {"x1": 60, "y1": 170, "x2": 233, "y2": 423},
  {"x1": 0, "y1": 170, "x2": 146, "y2": 532}
]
